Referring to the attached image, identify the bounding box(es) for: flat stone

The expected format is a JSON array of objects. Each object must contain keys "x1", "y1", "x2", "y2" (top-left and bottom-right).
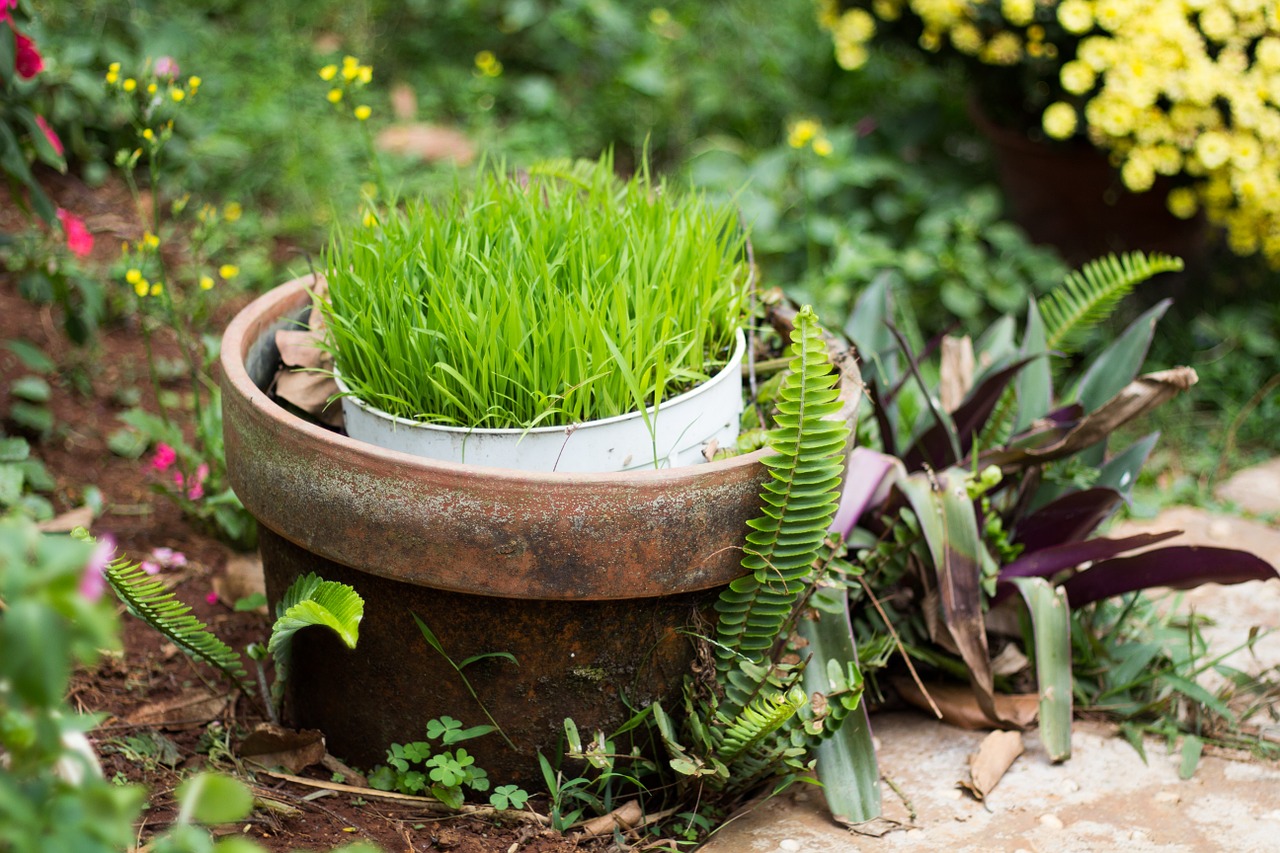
[
  {"x1": 1218, "y1": 458, "x2": 1280, "y2": 516},
  {"x1": 702, "y1": 715, "x2": 1280, "y2": 853}
]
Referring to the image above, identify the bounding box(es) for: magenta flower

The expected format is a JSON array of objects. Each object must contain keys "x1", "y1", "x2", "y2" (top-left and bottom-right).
[
  {"x1": 34, "y1": 115, "x2": 64, "y2": 157},
  {"x1": 205, "y1": 590, "x2": 219, "y2": 606},
  {"x1": 14, "y1": 30, "x2": 43, "y2": 79},
  {"x1": 151, "y1": 443, "x2": 177, "y2": 472},
  {"x1": 174, "y1": 463, "x2": 209, "y2": 501},
  {"x1": 56, "y1": 209, "x2": 93, "y2": 258},
  {"x1": 140, "y1": 560, "x2": 160, "y2": 576},
  {"x1": 154, "y1": 56, "x2": 180, "y2": 79},
  {"x1": 151, "y1": 546, "x2": 187, "y2": 568},
  {"x1": 0, "y1": 0, "x2": 16, "y2": 22},
  {"x1": 79, "y1": 535, "x2": 116, "y2": 601}
]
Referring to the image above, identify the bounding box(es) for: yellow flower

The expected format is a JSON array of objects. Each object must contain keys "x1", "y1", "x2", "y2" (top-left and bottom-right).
[
  {"x1": 171, "y1": 88, "x2": 185, "y2": 102},
  {"x1": 788, "y1": 118, "x2": 821, "y2": 148},
  {"x1": 106, "y1": 70, "x2": 119, "y2": 84},
  {"x1": 812, "y1": 137, "x2": 834, "y2": 157},
  {"x1": 342, "y1": 62, "x2": 360, "y2": 81},
  {"x1": 142, "y1": 127, "x2": 155, "y2": 142},
  {"x1": 1001, "y1": 0, "x2": 1034, "y2": 27},
  {"x1": 109, "y1": 62, "x2": 121, "y2": 73},
  {"x1": 1042, "y1": 101, "x2": 1078, "y2": 139},
  {"x1": 199, "y1": 275, "x2": 214, "y2": 291},
  {"x1": 143, "y1": 232, "x2": 160, "y2": 249},
  {"x1": 1060, "y1": 60, "x2": 1095, "y2": 95},
  {"x1": 1166, "y1": 187, "x2": 1199, "y2": 220},
  {"x1": 362, "y1": 210, "x2": 377, "y2": 227},
  {"x1": 134, "y1": 279, "x2": 149, "y2": 297},
  {"x1": 981, "y1": 31, "x2": 1023, "y2": 65},
  {"x1": 474, "y1": 50, "x2": 503, "y2": 77},
  {"x1": 123, "y1": 78, "x2": 137, "y2": 92},
  {"x1": 188, "y1": 75, "x2": 202, "y2": 92},
  {"x1": 319, "y1": 64, "x2": 338, "y2": 81},
  {"x1": 219, "y1": 264, "x2": 240, "y2": 280},
  {"x1": 150, "y1": 282, "x2": 163, "y2": 297},
  {"x1": 1195, "y1": 130, "x2": 1232, "y2": 170},
  {"x1": 125, "y1": 268, "x2": 142, "y2": 284},
  {"x1": 327, "y1": 88, "x2": 343, "y2": 104},
  {"x1": 358, "y1": 65, "x2": 373, "y2": 85},
  {"x1": 1120, "y1": 154, "x2": 1155, "y2": 192},
  {"x1": 147, "y1": 82, "x2": 157, "y2": 94},
  {"x1": 354, "y1": 105, "x2": 372, "y2": 121},
  {"x1": 1198, "y1": 5, "x2": 1235, "y2": 43},
  {"x1": 1056, "y1": 0, "x2": 1094, "y2": 34},
  {"x1": 223, "y1": 202, "x2": 243, "y2": 222},
  {"x1": 951, "y1": 23, "x2": 984, "y2": 56}
]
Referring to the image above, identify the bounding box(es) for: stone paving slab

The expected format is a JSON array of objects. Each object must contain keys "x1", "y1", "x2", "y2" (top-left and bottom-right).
[
  {"x1": 1218, "y1": 458, "x2": 1280, "y2": 517},
  {"x1": 701, "y1": 715, "x2": 1280, "y2": 853}
]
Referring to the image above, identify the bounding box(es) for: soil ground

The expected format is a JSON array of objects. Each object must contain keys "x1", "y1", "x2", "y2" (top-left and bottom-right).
[{"x1": 0, "y1": 181, "x2": 604, "y2": 853}]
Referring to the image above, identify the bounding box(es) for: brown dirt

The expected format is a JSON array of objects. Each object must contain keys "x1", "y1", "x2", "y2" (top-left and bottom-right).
[{"x1": 0, "y1": 180, "x2": 607, "y2": 853}]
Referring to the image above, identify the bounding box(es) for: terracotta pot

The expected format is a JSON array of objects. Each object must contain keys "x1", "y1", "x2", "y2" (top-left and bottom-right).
[
  {"x1": 220, "y1": 277, "x2": 772, "y2": 785},
  {"x1": 971, "y1": 104, "x2": 1208, "y2": 269}
]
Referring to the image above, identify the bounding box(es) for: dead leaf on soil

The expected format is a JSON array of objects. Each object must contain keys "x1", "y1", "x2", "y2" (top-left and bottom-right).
[
  {"x1": 36, "y1": 505, "x2": 95, "y2": 533},
  {"x1": 240, "y1": 723, "x2": 328, "y2": 774},
  {"x1": 580, "y1": 800, "x2": 643, "y2": 836},
  {"x1": 893, "y1": 678, "x2": 1038, "y2": 730},
  {"x1": 960, "y1": 729, "x2": 1025, "y2": 800},
  {"x1": 212, "y1": 553, "x2": 267, "y2": 613},
  {"x1": 128, "y1": 688, "x2": 229, "y2": 730}
]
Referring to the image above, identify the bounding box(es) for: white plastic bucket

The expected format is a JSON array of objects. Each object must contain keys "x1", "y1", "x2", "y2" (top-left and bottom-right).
[{"x1": 335, "y1": 329, "x2": 746, "y2": 473}]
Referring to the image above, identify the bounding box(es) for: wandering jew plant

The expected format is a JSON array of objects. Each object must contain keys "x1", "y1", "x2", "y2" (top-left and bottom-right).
[{"x1": 321, "y1": 153, "x2": 749, "y2": 429}]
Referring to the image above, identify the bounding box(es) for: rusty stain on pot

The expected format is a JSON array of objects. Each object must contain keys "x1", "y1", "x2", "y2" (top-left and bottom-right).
[{"x1": 220, "y1": 276, "x2": 853, "y2": 784}]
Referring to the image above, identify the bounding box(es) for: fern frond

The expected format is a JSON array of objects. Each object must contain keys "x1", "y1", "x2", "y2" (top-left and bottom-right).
[
  {"x1": 716, "y1": 685, "x2": 807, "y2": 767},
  {"x1": 105, "y1": 557, "x2": 248, "y2": 687},
  {"x1": 714, "y1": 306, "x2": 850, "y2": 715},
  {"x1": 1039, "y1": 251, "x2": 1183, "y2": 356},
  {"x1": 268, "y1": 572, "x2": 364, "y2": 706}
]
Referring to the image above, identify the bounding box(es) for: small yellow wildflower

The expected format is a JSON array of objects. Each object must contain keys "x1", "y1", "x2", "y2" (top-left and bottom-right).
[
  {"x1": 474, "y1": 50, "x2": 503, "y2": 77},
  {"x1": 354, "y1": 105, "x2": 372, "y2": 121},
  {"x1": 142, "y1": 127, "x2": 155, "y2": 142},
  {"x1": 108, "y1": 62, "x2": 121, "y2": 73},
  {"x1": 106, "y1": 62, "x2": 121, "y2": 85},
  {"x1": 1001, "y1": 0, "x2": 1034, "y2": 27},
  {"x1": 358, "y1": 65, "x2": 373, "y2": 84},
  {"x1": 1060, "y1": 60, "x2": 1096, "y2": 95},
  {"x1": 223, "y1": 202, "x2": 243, "y2": 222},
  {"x1": 812, "y1": 137, "x2": 834, "y2": 157},
  {"x1": 327, "y1": 88, "x2": 343, "y2": 104},
  {"x1": 362, "y1": 210, "x2": 377, "y2": 227},
  {"x1": 1166, "y1": 187, "x2": 1199, "y2": 220},
  {"x1": 319, "y1": 64, "x2": 338, "y2": 81},
  {"x1": 649, "y1": 7, "x2": 671, "y2": 26},
  {"x1": 134, "y1": 280, "x2": 149, "y2": 297},
  {"x1": 147, "y1": 82, "x2": 157, "y2": 94},
  {"x1": 1056, "y1": 0, "x2": 1093, "y2": 34},
  {"x1": 150, "y1": 282, "x2": 163, "y2": 297},
  {"x1": 1195, "y1": 130, "x2": 1232, "y2": 170},
  {"x1": 199, "y1": 275, "x2": 215, "y2": 290},
  {"x1": 1042, "y1": 101, "x2": 1078, "y2": 139},
  {"x1": 123, "y1": 78, "x2": 137, "y2": 92},
  {"x1": 143, "y1": 232, "x2": 160, "y2": 249},
  {"x1": 219, "y1": 264, "x2": 240, "y2": 280},
  {"x1": 342, "y1": 63, "x2": 359, "y2": 81},
  {"x1": 171, "y1": 88, "x2": 185, "y2": 102},
  {"x1": 125, "y1": 268, "x2": 142, "y2": 284},
  {"x1": 788, "y1": 118, "x2": 821, "y2": 148},
  {"x1": 188, "y1": 75, "x2": 202, "y2": 92}
]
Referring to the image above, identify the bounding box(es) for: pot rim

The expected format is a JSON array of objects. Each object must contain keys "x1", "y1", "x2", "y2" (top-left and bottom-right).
[{"x1": 221, "y1": 275, "x2": 769, "y2": 484}]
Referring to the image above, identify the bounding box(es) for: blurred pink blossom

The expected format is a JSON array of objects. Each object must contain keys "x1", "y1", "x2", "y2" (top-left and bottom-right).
[
  {"x1": 79, "y1": 535, "x2": 116, "y2": 601},
  {"x1": 56, "y1": 209, "x2": 93, "y2": 258},
  {"x1": 151, "y1": 547, "x2": 187, "y2": 568},
  {"x1": 34, "y1": 115, "x2": 63, "y2": 157},
  {"x1": 205, "y1": 590, "x2": 219, "y2": 606},
  {"x1": 151, "y1": 443, "x2": 177, "y2": 472},
  {"x1": 140, "y1": 561, "x2": 160, "y2": 575},
  {"x1": 174, "y1": 462, "x2": 209, "y2": 501},
  {"x1": 14, "y1": 31, "x2": 42, "y2": 78},
  {"x1": 154, "y1": 56, "x2": 180, "y2": 79}
]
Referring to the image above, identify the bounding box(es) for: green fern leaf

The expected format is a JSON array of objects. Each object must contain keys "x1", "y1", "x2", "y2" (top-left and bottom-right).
[
  {"x1": 714, "y1": 306, "x2": 850, "y2": 714},
  {"x1": 268, "y1": 572, "x2": 365, "y2": 704},
  {"x1": 1039, "y1": 251, "x2": 1183, "y2": 356},
  {"x1": 105, "y1": 557, "x2": 248, "y2": 687},
  {"x1": 717, "y1": 685, "x2": 807, "y2": 767}
]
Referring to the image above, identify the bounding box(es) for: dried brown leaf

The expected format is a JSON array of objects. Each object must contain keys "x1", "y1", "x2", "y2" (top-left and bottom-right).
[
  {"x1": 240, "y1": 723, "x2": 327, "y2": 774},
  {"x1": 960, "y1": 730, "x2": 1025, "y2": 800},
  {"x1": 128, "y1": 689, "x2": 229, "y2": 730},
  {"x1": 893, "y1": 678, "x2": 1039, "y2": 730}
]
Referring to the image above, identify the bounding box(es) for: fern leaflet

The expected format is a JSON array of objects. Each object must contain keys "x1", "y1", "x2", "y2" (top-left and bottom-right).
[
  {"x1": 105, "y1": 556, "x2": 248, "y2": 688},
  {"x1": 268, "y1": 572, "x2": 364, "y2": 706},
  {"x1": 714, "y1": 306, "x2": 849, "y2": 716},
  {"x1": 1040, "y1": 251, "x2": 1183, "y2": 356}
]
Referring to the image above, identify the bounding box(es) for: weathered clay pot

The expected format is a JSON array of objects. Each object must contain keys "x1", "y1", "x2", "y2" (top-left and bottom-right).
[{"x1": 220, "y1": 277, "x2": 771, "y2": 785}]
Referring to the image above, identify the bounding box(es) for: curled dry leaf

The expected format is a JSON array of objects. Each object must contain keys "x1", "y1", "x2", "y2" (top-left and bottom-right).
[
  {"x1": 960, "y1": 730, "x2": 1025, "y2": 800},
  {"x1": 240, "y1": 723, "x2": 328, "y2": 774},
  {"x1": 580, "y1": 800, "x2": 644, "y2": 837},
  {"x1": 893, "y1": 678, "x2": 1038, "y2": 731}
]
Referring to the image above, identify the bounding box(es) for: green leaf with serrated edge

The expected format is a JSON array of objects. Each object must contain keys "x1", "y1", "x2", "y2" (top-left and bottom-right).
[{"x1": 1011, "y1": 577, "x2": 1073, "y2": 762}]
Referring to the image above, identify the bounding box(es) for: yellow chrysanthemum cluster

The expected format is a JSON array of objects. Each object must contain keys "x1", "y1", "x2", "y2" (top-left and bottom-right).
[
  {"x1": 788, "y1": 118, "x2": 835, "y2": 157},
  {"x1": 319, "y1": 55, "x2": 374, "y2": 121},
  {"x1": 105, "y1": 60, "x2": 200, "y2": 154},
  {"x1": 820, "y1": 0, "x2": 1280, "y2": 265}
]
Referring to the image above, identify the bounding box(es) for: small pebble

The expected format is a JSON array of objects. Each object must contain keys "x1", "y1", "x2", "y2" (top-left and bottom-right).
[
  {"x1": 779, "y1": 839, "x2": 801, "y2": 852},
  {"x1": 1039, "y1": 814, "x2": 1065, "y2": 830},
  {"x1": 1060, "y1": 779, "x2": 1080, "y2": 794},
  {"x1": 945, "y1": 788, "x2": 963, "y2": 800},
  {"x1": 1154, "y1": 791, "x2": 1180, "y2": 804},
  {"x1": 1130, "y1": 830, "x2": 1150, "y2": 843}
]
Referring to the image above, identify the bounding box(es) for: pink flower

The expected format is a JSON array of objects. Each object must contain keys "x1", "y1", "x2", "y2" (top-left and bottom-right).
[
  {"x1": 0, "y1": 0, "x2": 17, "y2": 24},
  {"x1": 56, "y1": 209, "x2": 93, "y2": 258},
  {"x1": 151, "y1": 443, "x2": 177, "y2": 472},
  {"x1": 79, "y1": 536, "x2": 116, "y2": 601},
  {"x1": 154, "y1": 56, "x2": 179, "y2": 79},
  {"x1": 151, "y1": 547, "x2": 187, "y2": 568},
  {"x1": 34, "y1": 115, "x2": 63, "y2": 157},
  {"x1": 14, "y1": 30, "x2": 43, "y2": 79},
  {"x1": 205, "y1": 590, "x2": 219, "y2": 606},
  {"x1": 174, "y1": 462, "x2": 209, "y2": 501},
  {"x1": 140, "y1": 560, "x2": 160, "y2": 575}
]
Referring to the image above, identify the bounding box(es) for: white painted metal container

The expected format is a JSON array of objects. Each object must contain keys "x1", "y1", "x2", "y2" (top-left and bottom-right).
[{"x1": 335, "y1": 329, "x2": 745, "y2": 473}]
